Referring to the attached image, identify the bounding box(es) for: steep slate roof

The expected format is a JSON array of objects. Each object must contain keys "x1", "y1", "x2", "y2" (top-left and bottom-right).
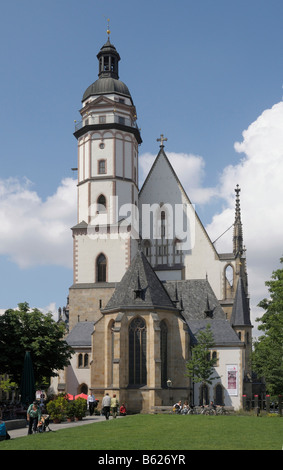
[
  {"x1": 103, "y1": 250, "x2": 178, "y2": 312},
  {"x1": 230, "y1": 277, "x2": 251, "y2": 326},
  {"x1": 66, "y1": 321, "x2": 94, "y2": 347},
  {"x1": 187, "y1": 319, "x2": 242, "y2": 346},
  {"x1": 164, "y1": 279, "x2": 225, "y2": 321},
  {"x1": 164, "y1": 279, "x2": 242, "y2": 346}
]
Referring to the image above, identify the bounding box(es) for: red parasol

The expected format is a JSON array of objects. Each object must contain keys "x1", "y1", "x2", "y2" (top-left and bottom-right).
[
  {"x1": 66, "y1": 393, "x2": 74, "y2": 400},
  {"x1": 75, "y1": 393, "x2": 88, "y2": 400}
]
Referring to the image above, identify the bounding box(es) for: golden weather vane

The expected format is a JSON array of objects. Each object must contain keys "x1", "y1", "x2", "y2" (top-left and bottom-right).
[{"x1": 107, "y1": 18, "x2": 111, "y2": 39}]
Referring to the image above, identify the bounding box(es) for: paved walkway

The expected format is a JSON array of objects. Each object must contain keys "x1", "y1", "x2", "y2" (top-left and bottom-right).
[{"x1": 7, "y1": 414, "x2": 113, "y2": 439}]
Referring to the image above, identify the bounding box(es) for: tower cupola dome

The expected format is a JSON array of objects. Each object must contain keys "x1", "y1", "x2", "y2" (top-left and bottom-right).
[{"x1": 82, "y1": 38, "x2": 132, "y2": 103}]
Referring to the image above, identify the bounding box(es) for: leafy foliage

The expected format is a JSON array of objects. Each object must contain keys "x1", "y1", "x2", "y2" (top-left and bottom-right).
[
  {"x1": 0, "y1": 302, "x2": 73, "y2": 386},
  {"x1": 185, "y1": 323, "x2": 220, "y2": 385},
  {"x1": 46, "y1": 396, "x2": 68, "y2": 421},
  {"x1": 252, "y1": 256, "x2": 283, "y2": 395}
]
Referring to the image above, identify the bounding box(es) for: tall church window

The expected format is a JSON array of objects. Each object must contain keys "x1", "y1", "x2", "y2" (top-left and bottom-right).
[
  {"x1": 78, "y1": 353, "x2": 89, "y2": 369},
  {"x1": 225, "y1": 265, "x2": 234, "y2": 286},
  {"x1": 78, "y1": 354, "x2": 83, "y2": 368},
  {"x1": 160, "y1": 210, "x2": 166, "y2": 237},
  {"x1": 98, "y1": 160, "x2": 106, "y2": 174},
  {"x1": 97, "y1": 254, "x2": 106, "y2": 282},
  {"x1": 157, "y1": 210, "x2": 168, "y2": 262},
  {"x1": 224, "y1": 264, "x2": 234, "y2": 299},
  {"x1": 129, "y1": 317, "x2": 147, "y2": 385},
  {"x1": 160, "y1": 321, "x2": 168, "y2": 388},
  {"x1": 143, "y1": 240, "x2": 151, "y2": 259}
]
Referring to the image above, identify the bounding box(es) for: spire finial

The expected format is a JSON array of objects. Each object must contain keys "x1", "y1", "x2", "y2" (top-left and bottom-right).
[
  {"x1": 233, "y1": 184, "x2": 243, "y2": 256},
  {"x1": 107, "y1": 18, "x2": 111, "y2": 40},
  {"x1": 234, "y1": 184, "x2": 241, "y2": 219}
]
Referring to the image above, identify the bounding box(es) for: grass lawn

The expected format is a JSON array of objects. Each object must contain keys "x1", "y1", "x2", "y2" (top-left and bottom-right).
[{"x1": 1, "y1": 414, "x2": 283, "y2": 450}]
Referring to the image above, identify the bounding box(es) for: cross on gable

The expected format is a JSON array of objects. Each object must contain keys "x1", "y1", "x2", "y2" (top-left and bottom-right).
[{"x1": 157, "y1": 134, "x2": 168, "y2": 148}]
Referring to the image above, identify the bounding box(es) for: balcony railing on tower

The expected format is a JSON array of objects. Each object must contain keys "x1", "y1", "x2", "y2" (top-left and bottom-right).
[{"x1": 74, "y1": 114, "x2": 138, "y2": 132}]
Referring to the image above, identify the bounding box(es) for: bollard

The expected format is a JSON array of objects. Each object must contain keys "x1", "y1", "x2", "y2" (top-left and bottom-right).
[
  {"x1": 266, "y1": 395, "x2": 270, "y2": 413},
  {"x1": 254, "y1": 395, "x2": 260, "y2": 416},
  {"x1": 278, "y1": 395, "x2": 283, "y2": 417},
  {"x1": 242, "y1": 394, "x2": 247, "y2": 411}
]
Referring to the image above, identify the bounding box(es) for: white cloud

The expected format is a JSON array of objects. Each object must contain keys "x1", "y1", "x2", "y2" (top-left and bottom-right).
[
  {"x1": 206, "y1": 101, "x2": 283, "y2": 331},
  {"x1": 0, "y1": 177, "x2": 77, "y2": 268},
  {"x1": 40, "y1": 302, "x2": 58, "y2": 320}
]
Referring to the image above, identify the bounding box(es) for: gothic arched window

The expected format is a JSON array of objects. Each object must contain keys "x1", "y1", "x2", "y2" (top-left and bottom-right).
[
  {"x1": 96, "y1": 254, "x2": 106, "y2": 282},
  {"x1": 97, "y1": 194, "x2": 106, "y2": 213},
  {"x1": 129, "y1": 317, "x2": 147, "y2": 386},
  {"x1": 160, "y1": 320, "x2": 168, "y2": 388},
  {"x1": 78, "y1": 354, "x2": 83, "y2": 368}
]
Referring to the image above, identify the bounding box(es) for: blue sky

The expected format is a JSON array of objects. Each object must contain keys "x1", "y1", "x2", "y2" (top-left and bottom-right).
[{"x1": 0, "y1": 0, "x2": 283, "y2": 333}]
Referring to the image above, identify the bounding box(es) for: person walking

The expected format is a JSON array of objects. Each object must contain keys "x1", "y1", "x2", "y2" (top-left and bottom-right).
[
  {"x1": 27, "y1": 401, "x2": 42, "y2": 434},
  {"x1": 110, "y1": 394, "x2": 119, "y2": 418},
  {"x1": 102, "y1": 392, "x2": 111, "y2": 420},
  {"x1": 87, "y1": 392, "x2": 97, "y2": 416}
]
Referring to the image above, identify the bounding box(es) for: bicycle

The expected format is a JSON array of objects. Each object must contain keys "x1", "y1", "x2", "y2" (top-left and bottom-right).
[
  {"x1": 216, "y1": 406, "x2": 229, "y2": 415},
  {"x1": 200, "y1": 405, "x2": 216, "y2": 415}
]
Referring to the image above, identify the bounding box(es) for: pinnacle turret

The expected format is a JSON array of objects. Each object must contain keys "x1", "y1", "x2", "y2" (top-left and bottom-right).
[{"x1": 233, "y1": 185, "x2": 243, "y2": 256}]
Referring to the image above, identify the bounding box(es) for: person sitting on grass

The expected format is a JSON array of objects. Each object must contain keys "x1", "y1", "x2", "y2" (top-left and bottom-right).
[
  {"x1": 181, "y1": 401, "x2": 189, "y2": 414},
  {"x1": 119, "y1": 404, "x2": 127, "y2": 416},
  {"x1": 173, "y1": 401, "x2": 182, "y2": 414}
]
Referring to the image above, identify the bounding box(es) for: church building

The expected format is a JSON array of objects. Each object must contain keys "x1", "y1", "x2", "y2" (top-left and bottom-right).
[{"x1": 52, "y1": 32, "x2": 253, "y2": 412}]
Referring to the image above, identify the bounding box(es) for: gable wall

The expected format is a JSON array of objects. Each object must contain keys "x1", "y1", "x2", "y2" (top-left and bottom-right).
[{"x1": 138, "y1": 152, "x2": 232, "y2": 299}]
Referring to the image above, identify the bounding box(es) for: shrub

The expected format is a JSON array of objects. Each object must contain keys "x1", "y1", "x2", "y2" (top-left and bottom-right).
[
  {"x1": 66, "y1": 400, "x2": 76, "y2": 419},
  {"x1": 46, "y1": 396, "x2": 68, "y2": 422},
  {"x1": 74, "y1": 398, "x2": 87, "y2": 419}
]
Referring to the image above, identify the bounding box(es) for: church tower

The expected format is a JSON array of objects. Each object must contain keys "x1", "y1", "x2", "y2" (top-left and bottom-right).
[{"x1": 69, "y1": 30, "x2": 142, "y2": 330}]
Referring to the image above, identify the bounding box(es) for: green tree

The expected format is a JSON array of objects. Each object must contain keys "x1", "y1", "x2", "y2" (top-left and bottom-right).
[
  {"x1": 185, "y1": 323, "x2": 220, "y2": 388},
  {"x1": 0, "y1": 302, "x2": 73, "y2": 386},
  {"x1": 0, "y1": 377, "x2": 17, "y2": 394},
  {"x1": 252, "y1": 256, "x2": 283, "y2": 395}
]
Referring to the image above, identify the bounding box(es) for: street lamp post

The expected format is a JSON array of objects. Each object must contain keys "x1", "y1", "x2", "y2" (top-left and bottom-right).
[{"x1": 167, "y1": 379, "x2": 173, "y2": 406}]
